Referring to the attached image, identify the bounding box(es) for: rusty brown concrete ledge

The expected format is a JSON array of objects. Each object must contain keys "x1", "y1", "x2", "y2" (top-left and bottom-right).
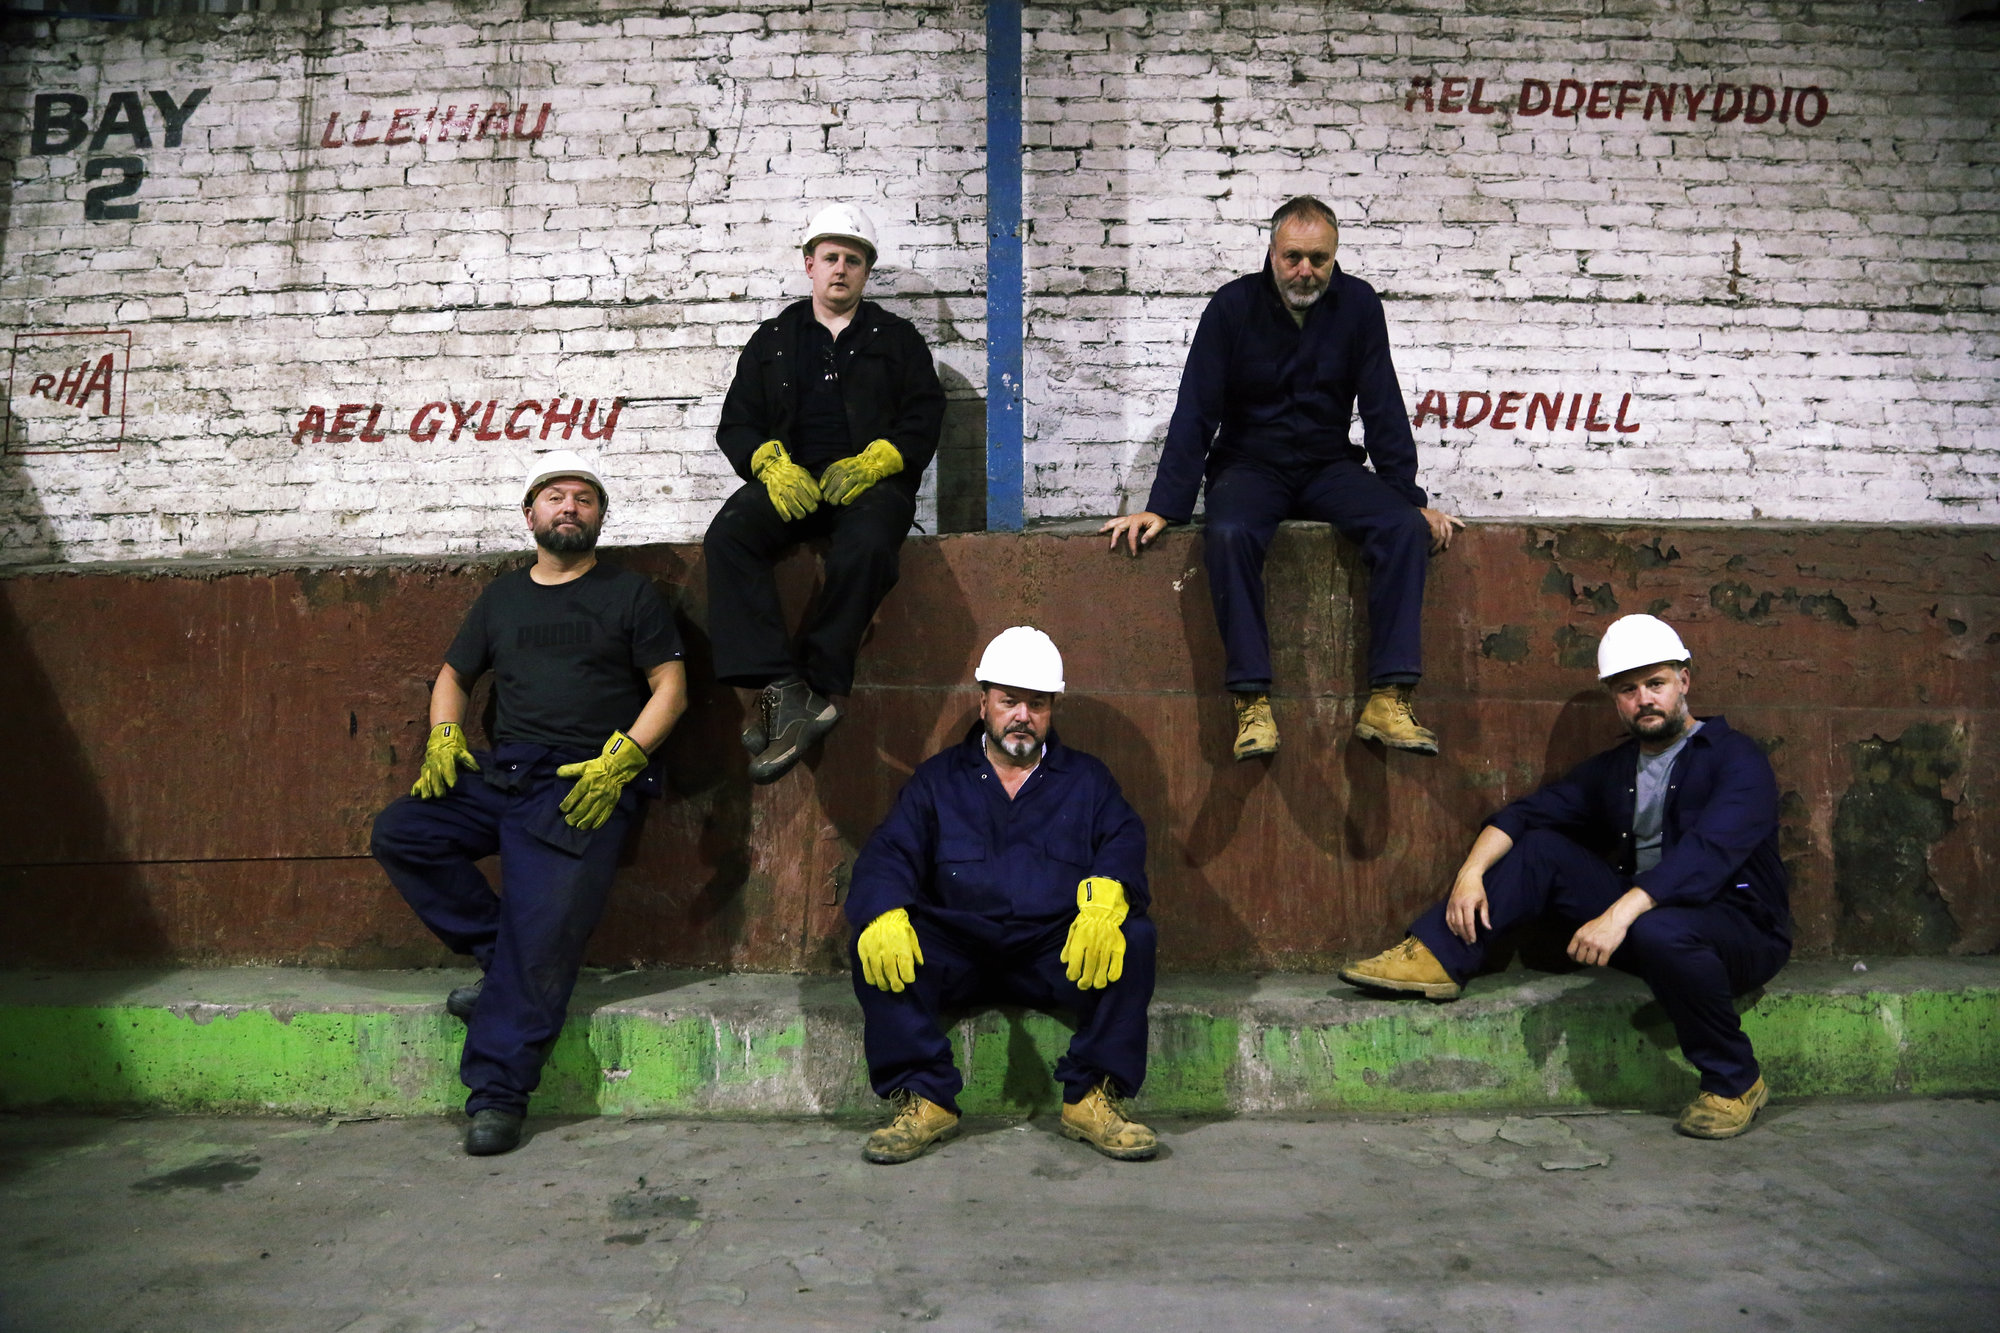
[
  {"x1": 1, "y1": 957, "x2": 1994, "y2": 1118},
  {"x1": 1, "y1": 521, "x2": 1993, "y2": 970}
]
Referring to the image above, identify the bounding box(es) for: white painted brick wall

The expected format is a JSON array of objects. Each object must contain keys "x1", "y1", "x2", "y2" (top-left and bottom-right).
[{"x1": 0, "y1": 0, "x2": 1994, "y2": 567}]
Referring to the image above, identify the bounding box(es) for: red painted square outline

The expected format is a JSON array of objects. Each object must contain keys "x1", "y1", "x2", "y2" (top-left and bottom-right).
[{"x1": 4, "y1": 328, "x2": 131, "y2": 454}]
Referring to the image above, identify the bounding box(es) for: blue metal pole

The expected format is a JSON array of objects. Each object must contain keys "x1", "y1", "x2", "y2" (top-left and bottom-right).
[{"x1": 985, "y1": 0, "x2": 1024, "y2": 532}]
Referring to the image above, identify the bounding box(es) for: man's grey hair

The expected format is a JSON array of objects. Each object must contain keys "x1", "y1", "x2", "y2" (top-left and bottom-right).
[{"x1": 1270, "y1": 195, "x2": 1339, "y2": 235}]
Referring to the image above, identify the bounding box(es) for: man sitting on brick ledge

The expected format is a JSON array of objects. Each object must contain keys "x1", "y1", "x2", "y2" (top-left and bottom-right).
[
  {"x1": 844, "y1": 627, "x2": 1159, "y2": 1164},
  {"x1": 1101, "y1": 194, "x2": 1462, "y2": 763},
  {"x1": 704, "y1": 202, "x2": 945, "y2": 785},
  {"x1": 370, "y1": 450, "x2": 688, "y2": 1157},
  {"x1": 1341, "y1": 614, "x2": 1793, "y2": 1139}
]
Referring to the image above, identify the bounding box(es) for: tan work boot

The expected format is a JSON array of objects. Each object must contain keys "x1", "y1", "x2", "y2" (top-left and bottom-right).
[
  {"x1": 1339, "y1": 936, "x2": 1463, "y2": 1000},
  {"x1": 1232, "y1": 691, "x2": 1279, "y2": 761},
  {"x1": 1061, "y1": 1079, "x2": 1158, "y2": 1161},
  {"x1": 1353, "y1": 684, "x2": 1438, "y2": 755},
  {"x1": 1675, "y1": 1076, "x2": 1769, "y2": 1139},
  {"x1": 862, "y1": 1090, "x2": 960, "y2": 1164}
]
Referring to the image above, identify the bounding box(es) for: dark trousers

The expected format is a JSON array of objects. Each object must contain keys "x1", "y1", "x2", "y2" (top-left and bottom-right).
[
  {"x1": 703, "y1": 478, "x2": 916, "y2": 697},
  {"x1": 369, "y1": 745, "x2": 638, "y2": 1117},
  {"x1": 1408, "y1": 828, "x2": 1791, "y2": 1097},
  {"x1": 851, "y1": 911, "x2": 1158, "y2": 1114},
  {"x1": 1202, "y1": 457, "x2": 1431, "y2": 691}
]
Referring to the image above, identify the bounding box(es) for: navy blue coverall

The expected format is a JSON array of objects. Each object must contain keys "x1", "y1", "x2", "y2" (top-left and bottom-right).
[
  {"x1": 845, "y1": 726, "x2": 1154, "y2": 1113},
  {"x1": 1408, "y1": 716, "x2": 1792, "y2": 1097},
  {"x1": 1145, "y1": 262, "x2": 1433, "y2": 692}
]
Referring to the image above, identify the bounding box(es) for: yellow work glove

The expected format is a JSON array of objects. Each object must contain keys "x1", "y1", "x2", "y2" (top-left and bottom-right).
[
  {"x1": 555, "y1": 730, "x2": 650, "y2": 831},
  {"x1": 818, "y1": 438, "x2": 903, "y2": 505},
  {"x1": 1061, "y1": 876, "x2": 1129, "y2": 990},
  {"x1": 412, "y1": 722, "x2": 480, "y2": 798},
  {"x1": 856, "y1": 907, "x2": 924, "y2": 993},
  {"x1": 750, "y1": 439, "x2": 820, "y2": 521}
]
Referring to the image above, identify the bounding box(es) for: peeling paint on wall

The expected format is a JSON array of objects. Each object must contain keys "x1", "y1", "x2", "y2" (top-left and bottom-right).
[{"x1": 1834, "y1": 724, "x2": 1964, "y2": 954}]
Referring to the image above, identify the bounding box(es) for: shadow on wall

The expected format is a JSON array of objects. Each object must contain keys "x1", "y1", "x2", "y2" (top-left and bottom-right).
[{"x1": 885, "y1": 271, "x2": 986, "y2": 535}]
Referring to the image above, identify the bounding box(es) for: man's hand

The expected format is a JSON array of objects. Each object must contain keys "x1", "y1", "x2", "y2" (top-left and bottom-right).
[
  {"x1": 1061, "y1": 876, "x2": 1130, "y2": 989},
  {"x1": 556, "y1": 730, "x2": 649, "y2": 830},
  {"x1": 820, "y1": 439, "x2": 903, "y2": 505},
  {"x1": 1100, "y1": 511, "x2": 1168, "y2": 556},
  {"x1": 1418, "y1": 507, "x2": 1464, "y2": 554},
  {"x1": 1567, "y1": 888, "x2": 1657, "y2": 967},
  {"x1": 750, "y1": 440, "x2": 820, "y2": 521},
  {"x1": 857, "y1": 907, "x2": 924, "y2": 992},
  {"x1": 413, "y1": 722, "x2": 479, "y2": 799},
  {"x1": 1444, "y1": 866, "x2": 1491, "y2": 945}
]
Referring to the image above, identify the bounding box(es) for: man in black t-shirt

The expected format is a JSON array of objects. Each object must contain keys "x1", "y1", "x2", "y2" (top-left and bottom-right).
[
  {"x1": 370, "y1": 449, "x2": 687, "y2": 1156},
  {"x1": 705, "y1": 203, "x2": 944, "y2": 784}
]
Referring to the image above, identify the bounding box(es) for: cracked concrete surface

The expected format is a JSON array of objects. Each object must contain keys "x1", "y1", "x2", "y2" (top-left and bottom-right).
[{"x1": 2, "y1": 1099, "x2": 1995, "y2": 1331}]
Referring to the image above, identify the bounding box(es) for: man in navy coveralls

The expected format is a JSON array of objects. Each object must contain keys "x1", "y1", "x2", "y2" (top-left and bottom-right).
[
  {"x1": 1341, "y1": 614, "x2": 1793, "y2": 1139},
  {"x1": 844, "y1": 627, "x2": 1159, "y2": 1164},
  {"x1": 1102, "y1": 195, "x2": 1462, "y2": 763},
  {"x1": 371, "y1": 450, "x2": 688, "y2": 1156}
]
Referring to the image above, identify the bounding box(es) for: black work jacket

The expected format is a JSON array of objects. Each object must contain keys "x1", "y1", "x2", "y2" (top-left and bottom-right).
[
  {"x1": 1486, "y1": 715, "x2": 1792, "y2": 944},
  {"x1": 715, "y1": 299, "x2": 945, "y2": 489}
]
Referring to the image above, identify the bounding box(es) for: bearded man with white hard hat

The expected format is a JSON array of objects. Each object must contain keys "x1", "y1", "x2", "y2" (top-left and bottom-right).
[
  {"x1": 843, "y1": 627, "x2": 1160, "y2": 1164},
  {"x1": 705, "y1": 203, "x2": 946, "y2": 784},
  {"x1": 371, "y1": 450, "x2": 688, "y2": 1156},
  {"x1": 1341, "y1": 614, "x2": 1793, "y2": 1139}
]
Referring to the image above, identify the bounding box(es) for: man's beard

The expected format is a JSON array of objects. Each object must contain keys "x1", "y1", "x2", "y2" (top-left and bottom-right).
[
  {"x1": 534, "y1": 516, "x2": 602, "y2": 553},
  {"x1": 1627, "y1": 707, "x2": 1688, "y2": 744},
  {"x1": 987, "y1": 722, "x2": 1042, "y2": 762},
  {"x1": 1278, "y1": 275, "x2": 1327, "y2": 311}
]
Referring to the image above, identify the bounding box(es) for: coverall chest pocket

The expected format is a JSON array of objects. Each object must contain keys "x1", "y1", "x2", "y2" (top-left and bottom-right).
[
  {"x1": 1028, "y1": 818, "x2": 1093, "y2": 874},
  {"x1": 935, "y1": 835, "x2": 1003, "y2": 912}
]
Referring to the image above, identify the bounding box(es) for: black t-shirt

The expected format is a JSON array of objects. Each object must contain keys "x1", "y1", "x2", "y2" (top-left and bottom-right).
[
  {"x1": 792, "y1": 315, "x2": 859, "y2": 470},
  {"x1": 444, "y1": 563, "x2": 683, "y2": 750}
]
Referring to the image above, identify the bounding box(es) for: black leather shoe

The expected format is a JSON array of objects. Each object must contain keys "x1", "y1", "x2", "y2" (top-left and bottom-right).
[
  {"x1": 465, "y1": 1109, "x2": 523, "y2": 1156},
  {"x1": 445, "y1": 976, "x2": 483, "y2": 1021}
]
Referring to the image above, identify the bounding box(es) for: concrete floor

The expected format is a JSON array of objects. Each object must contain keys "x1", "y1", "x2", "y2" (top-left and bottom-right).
[{"x1": 2, "y1": 1100, "x2": 1995, "y2": 1332}]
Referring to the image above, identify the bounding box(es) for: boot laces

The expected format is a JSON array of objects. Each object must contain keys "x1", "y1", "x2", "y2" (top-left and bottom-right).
[
  {"x1": 757, "y1": 682, "x2": 783, "y2": 738},
  {"x1": 1092, "y1": 1078, "x2": 1131, "y2": 1122},
  {"x1": 1390, "y1": 936, "x2": 1423, "y2": 960}
]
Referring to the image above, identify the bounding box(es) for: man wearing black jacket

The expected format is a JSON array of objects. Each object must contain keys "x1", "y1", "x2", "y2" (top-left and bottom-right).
[
  {"x1": 705, "y1": 204, "x2": 945, "y2": 783},
  {"x1": 1340, "y1": 615, "x2": 1793, "y2": 1139}
]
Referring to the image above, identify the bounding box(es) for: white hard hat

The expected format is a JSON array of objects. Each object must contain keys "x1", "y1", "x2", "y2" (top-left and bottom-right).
[
  {"x1": 801, "y1": 203, "x2": 879, "y2": 263},
  {"x1": 522, "y1": 449, "x2": 606, "y2": 506},
  {"x1": 1596, "y1": 614, "x2": 1691, "y2": 681},
  {"x1": 975, "y1": 626, "x2": 1065, "y2": 694}
]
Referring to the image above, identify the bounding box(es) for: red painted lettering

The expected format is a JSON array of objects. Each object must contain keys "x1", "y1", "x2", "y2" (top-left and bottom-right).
[
  {"x1": 1614, "y1": 394, "x2": 1642, "y2": 434},
  {"x1": 1711, "y1": 84, "x2": 1743, "y2": 123},
  {"x1": 447, "y1": 400, "x2": 482, "y2": 443},
  {"x1": 504, "y1": 400, "x2": 544, "y2": 441},
  {"x1": 1412, "y1": 390, "x2": 1449, "y2": 428},
  {"x1": 580, "y1": 397, "x2": 625, "y2": 441},
  {"x1": 349, "y1": 110, "x2": 381, "y2": 147},
  {"x1": 409, "y1": 402, "x2": 446, "y2": 443},
  {"x1": 358, "y1": 403, "x2": 389, "y2": 443},
  {"x1": 444, "y1": 104, "x2": 479, "y2": 142},
  {"x1": 1778, "y1": 87, "x2": 1795, "y2": 126},
  {"x1": 1438, "y1": 77, "x2": 1468, "y2": 115},
  {"x1": 512, "y1": 103, "x2": 553, "y2": 140},
  {"x1": 1584, "y1": 393, "x2": 1611, "y2": 431},
  {"x1": 1468, "y1": 78, "x2": 1502, "y2": 114},
  {"x1": 55, "y1": 361, "x2": 87, "y2": 404},
  {"x1": 1552, "y1": 79, "x2": 1586, "y2": 118},
  {"x1": 1683, "y1": 85, "x2": 1712, "y2": 120},
  {"x1": 1585, "y1": 80, "x2": 1615, "y2": 120},
  {"x1": 1517, "y1": 79, "x2": 1551, "y2": 116},
  {"x1": 293, "y1": 406, "x2": 326, "y2": 445},
  {"x1": 320, "y1": 112, "x2": 345, "y2": 148},
  {"x1": 384, "y1": 108, "x2": 417, "y2": 145},
  {"x1": 541, "y1": 397, "x2": 583, "y2": 440},
  {"x1": 476, "y1": 102, "x2": 512, "y2": 141},
  {"x1": 326, "y1": 403, "x2": 364, "y2": 443},
  {"x1": 1565, "y1": 395, "x2": 1583, "y2": 430},
  {"x1": 1490, "y1": 391, "x2": 1525, "y2": 431},
  {"x1": 1643, "y1": 84, "x2": 1676, "y2": 121},
  {"x1": 1794, "y1": 87, "x2": 1827, "y2": 127},
  {"x1": 419, "y1": 108, "x2": 438, "y2": 145},
  {"x1": 1743, "y1": 85, "x2": 1775, "y2": 125},
  {"x1": 77, "y1": 354, "x2": 115, "y2": 415},
  {"x1": 1614, "y1": 81, "x2": 1645, "y2": 118},
  {"x1": 28, "y1": 373, "x2": 55, "y2": 399},
  {"x1": 1405, "y1": 77, "x2": 1435, "y2": 113},
  {"x1": 1526, "y1": 392, "x2": 1564, "y2": 431},
  {"x1": 1453, "y1": 391, "x2": 1492, "y2": 430},
  {"x1": 473, "y1": 401, "x2": 505, "y2": 441}
]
